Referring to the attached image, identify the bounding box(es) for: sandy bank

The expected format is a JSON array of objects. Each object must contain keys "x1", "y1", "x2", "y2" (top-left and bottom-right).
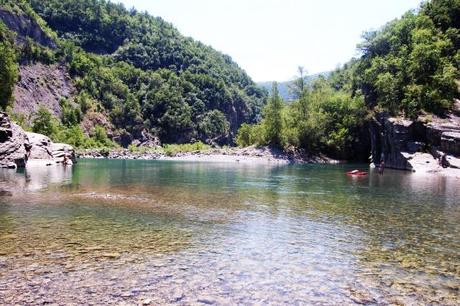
[{"x1": 402, "y1": 152, "x2": 460, "y2": 178}]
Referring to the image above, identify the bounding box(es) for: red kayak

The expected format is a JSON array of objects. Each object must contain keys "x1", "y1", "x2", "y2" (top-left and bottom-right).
[{"x1": 347, "y1": 170, "x2": 368, "y2": 176}]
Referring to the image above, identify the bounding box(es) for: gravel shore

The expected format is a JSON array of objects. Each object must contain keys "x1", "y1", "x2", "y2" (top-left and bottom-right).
[{"x1": 77, "y1": 146, "x2": 340, "y2": 165}]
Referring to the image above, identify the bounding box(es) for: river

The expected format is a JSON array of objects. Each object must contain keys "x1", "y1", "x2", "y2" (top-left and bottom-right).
[{"x1": 0, "y1": 159, "x2": 459, "y2": 304}]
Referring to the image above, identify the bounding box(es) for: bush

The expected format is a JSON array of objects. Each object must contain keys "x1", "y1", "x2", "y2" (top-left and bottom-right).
[
  {"x1": 235, "y1": 123, "x2": 253, "y2": 147},
  {"x1": 0, "y1": 40, "x2": 18, "y2": 110},
  {"x1": 32, "y1": 107, "x2": 60, "y2": 137}
]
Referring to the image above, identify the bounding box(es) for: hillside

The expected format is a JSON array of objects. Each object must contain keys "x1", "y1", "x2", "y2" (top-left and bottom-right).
[{"x1": 0, "y1": 0, "x2": 267, "y2": 148}]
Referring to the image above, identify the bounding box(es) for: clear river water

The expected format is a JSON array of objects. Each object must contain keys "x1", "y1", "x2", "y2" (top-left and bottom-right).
[{"x1": 0, "y1": 159, "x2": 459, "y2": 305}]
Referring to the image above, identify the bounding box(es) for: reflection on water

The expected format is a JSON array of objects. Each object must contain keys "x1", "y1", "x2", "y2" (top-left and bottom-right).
[
  {"x1": 0, "y1": 163, "x2": 73, "y2": 193},
  {"x1": 0, "y1": 160, "x2": 459, "y2": 304}
]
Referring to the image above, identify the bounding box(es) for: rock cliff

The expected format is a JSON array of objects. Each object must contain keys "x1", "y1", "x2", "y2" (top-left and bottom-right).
[
  {"x1": 370, "y1": 111, "x2": 460, "y2": 172},
  {"x1": 0, "y1": 8, "x2": 56, "y2": 48},
  {"x1": 12, "y1": 63, "x2": 76, "y2": 122}
]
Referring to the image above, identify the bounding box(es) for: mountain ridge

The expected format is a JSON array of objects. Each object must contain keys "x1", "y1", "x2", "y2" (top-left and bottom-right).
[{"x1": 0, "y1": 0, "x2": 267, "y2": 148}]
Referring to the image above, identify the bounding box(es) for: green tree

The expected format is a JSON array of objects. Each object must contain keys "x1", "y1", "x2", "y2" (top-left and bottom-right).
[
  {"x1": 263, "y1": 82, "x2": 284, "y2": 147},
  {"x1": 32, "y1": 107, "x2": 59, "y2": 137},
  {"x1": 288, "y1": 66, "x2": 308, "y2": 99},
  {"x1": 0, "y1": 41, "x2": 18, "y2": 109}
]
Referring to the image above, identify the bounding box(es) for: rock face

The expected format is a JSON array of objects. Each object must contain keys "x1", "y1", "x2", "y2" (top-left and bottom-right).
[
  {"x1": 0, "y1": 8, "x2": 56, "y2": 48},
  {"x1": 130, "y1": 129, "x2": 161, "y2": 148},
  {"x1": 441, "y1": 132, "x2": 460, "y2": 156},
  {"x1": 0, "y1": 112, "x2": 31, "y2": 168},
  {"x1": 13, "y1": 63, "x2": 76, "y2": 122},
  {"x1": 369, "y1": 114, "x2": 414, "y2": 170},
  {"x1": 370, "y1": 112, "x2": 460, "y2": 171}
]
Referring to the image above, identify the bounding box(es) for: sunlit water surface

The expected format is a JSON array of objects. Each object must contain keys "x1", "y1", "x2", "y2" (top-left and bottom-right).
[{"x1": 0, "y1": 159, "x2": 459, "y2": 305}]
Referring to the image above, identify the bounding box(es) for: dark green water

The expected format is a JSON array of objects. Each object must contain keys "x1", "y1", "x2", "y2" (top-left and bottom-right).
[{"x1": 0, "y1": 159, "x2": 459, "y2": 305}]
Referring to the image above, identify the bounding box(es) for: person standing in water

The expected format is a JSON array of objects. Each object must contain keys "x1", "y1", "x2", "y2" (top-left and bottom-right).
[
  {"x1": 378, "y1": 160, "x2": 385, "y2": 175},
  {"x1": 62, "y1": 154, "x2": 73, "y2": 166}
]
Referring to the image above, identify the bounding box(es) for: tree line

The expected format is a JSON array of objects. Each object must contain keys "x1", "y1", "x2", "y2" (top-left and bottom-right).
[
  {"x1": 0, "y1": 0, "x2": 266, "y2": 148},
  {"x1": 236, "y1": 0, "x2": 459, "y2": 160},
  {"x1": 0, "y1": 0, "x2": 458, "y2": 154}
]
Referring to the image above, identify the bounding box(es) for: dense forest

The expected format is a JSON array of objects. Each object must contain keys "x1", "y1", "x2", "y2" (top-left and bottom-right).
[
  {"x1": 238, "y1": 0, "x2": 459, "y2": 160},
  {"x1": 0, "y1": 0, "x2": 458, "y2": 158},
  {"x1": 0, "y1": 0, "x2": 266, "y2": 147}
]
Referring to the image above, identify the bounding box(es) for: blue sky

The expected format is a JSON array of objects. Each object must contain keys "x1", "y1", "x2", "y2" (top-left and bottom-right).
[{"x1": 116, "y1": 0, "x2": 423, "y2": 82}]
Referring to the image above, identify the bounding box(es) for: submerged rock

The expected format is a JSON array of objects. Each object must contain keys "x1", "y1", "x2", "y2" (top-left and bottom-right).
[{"x1": 0, "y1": 189, "x2": 13, "y2": 197}]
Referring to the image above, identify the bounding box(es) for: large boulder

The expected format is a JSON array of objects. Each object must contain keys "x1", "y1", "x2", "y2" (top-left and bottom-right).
[
  {"x1": 0, "y1": 113, "x2": 76, "y2": 168},
  {"x1": 0, "y1": 112, "x2": 31, "y2": 168},
  {"x1": 26, "y1": 132, "x2": 76, "y2": 163},
  {"x1": 26, "y1": 132, "x2": 54, "y2": 159},
  {"x1": 51, "y1": 142, "x2": 76, "y2": 163},
  {"x1": 426, "y1": 122, "x2": 460, "y2": 147},
  {"x1": 441, "y1": 132, "x2": 460, "y2": 156}
]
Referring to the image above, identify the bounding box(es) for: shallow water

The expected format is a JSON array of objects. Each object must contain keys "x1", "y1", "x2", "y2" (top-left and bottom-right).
[{"x1": 0, "y1": 159, "x2": 459, "y2": 305}]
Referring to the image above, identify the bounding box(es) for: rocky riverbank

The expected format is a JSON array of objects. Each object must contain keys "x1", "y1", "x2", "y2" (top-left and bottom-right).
[
  {"x1": 0, "y1": 112, "x2": 76, "y2": 169},
  {"x1": 78, "y1": 146, "x2": 339, "y2": 165},
  {"x1": 369, "y1": 105, "x2": 460, "y2": 177}
]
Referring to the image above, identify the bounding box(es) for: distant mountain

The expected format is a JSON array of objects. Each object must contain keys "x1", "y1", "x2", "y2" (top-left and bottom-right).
[{"x1": 258, "y1": 72, "x2": 331, "y2": 101}]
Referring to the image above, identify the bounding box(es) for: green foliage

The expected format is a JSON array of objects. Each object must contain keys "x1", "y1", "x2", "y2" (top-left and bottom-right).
[
  {"x1": 235, "y1": 123, "x2": 265, "y2": 147},
  {"x1": 354, "y1": 1, "x2": 459, "y2": 117},
  {"x1": 92, "y1": 125, "x2": 114, "y2": 147},
  {"x1": 31, "y1": 107, "x2": 115, "y2": 148},
  {"x1": 2, "y1": 0, "x2": 458, "y2": 159},
  {"x1": 60, "y1": 98, "x2": 82, "y2": 126},
  {"x1": 32, "y1": 107, "x2": 60, "y2": 136},
  {"x1": 0, "y1": 22, "x2": 18, "y2": 109},
  {"x1": 20, "y1": 38, "x2": 56, "y2": 64},
  {"x1": 24, "y1": 0, "x2": 267, "y2": 146},
  {"x1": 235, "y1": 123, "x2": 253, "y2": 147},
  {"x1": 236, "y1": 77, "x2": 367, "y2": 159},
  {"x1": 288, "y1": 66, "x2": 308, "y2": 100},
  {"x1": 6, "y1": 106, "x2": 30, "y2": 130},
  {"x1": 0, "y1": 0, "x2": 266, "y2": 146},
  {"x1": 163, "y1": 141, "x2": 210, "y2": 156},
  {"x1": 198, "y1": 110, "x2": 229, "y2": 140},
  {"x1": 262, "y1": 83, "x2": 284, "y2": 147}
]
